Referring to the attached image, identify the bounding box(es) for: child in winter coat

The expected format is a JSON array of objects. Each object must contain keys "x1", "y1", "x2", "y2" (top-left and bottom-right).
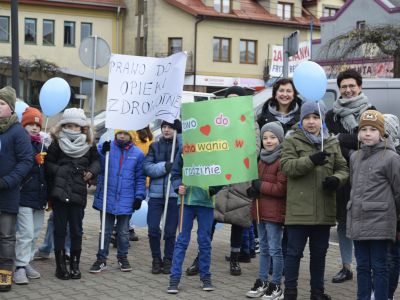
[
  {"x1": 347, "y1": 110, "x2": 400, "y2": 300},
  {"x1": 128, "y1": 125, "x2": 153, "y2": 241},
  {"x1": 167, "y1": 149, "x2": 220, "y2": 294},
  {"x1": 14, "y1": 108, "x2": 47, "y2": 285},
  {"x1": 281, "y1": 101, "x2": 348, "y2": 300},
  {"x1": 46, "y1": 108, "x2": 100, "y2": 280},
  {"x1": 0, "y1": 86, "x2": 32, "y2": 292},
  {"x1": 144, "y1": 120, "x2": 181, "y2": 275},
  {"x1": 90, "y1": 129, "x2": 146, "y2": 273},
  {"x1": 246, "y1": 121, "x2": 287, "y2": 299}
]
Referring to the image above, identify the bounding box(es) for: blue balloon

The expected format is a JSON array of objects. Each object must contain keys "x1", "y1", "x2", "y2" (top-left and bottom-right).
[
  {"x1": 131, "y1": 200, "x2": 148, "y2": 228},
  {"x1": 39, "y1": 77, "x2": 71, "y2": 117},
  {"x1": 15, "y1": 101, "x2": 29, "y2": 121},
  {"x1": 293, "y1": 61, "x2": 327, "y2": 101}
]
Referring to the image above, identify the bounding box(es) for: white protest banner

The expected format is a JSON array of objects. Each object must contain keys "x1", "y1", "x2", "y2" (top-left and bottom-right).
[
  {"x1": 105, "y1": 52, "x2": 187, "y2": 130},
  {"x1": 269, "y1": 41, "x2": 310, "y2": 77}
]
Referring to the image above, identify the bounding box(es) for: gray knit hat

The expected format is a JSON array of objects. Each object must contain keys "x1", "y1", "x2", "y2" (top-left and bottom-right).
[
  {"x1": 300, "y1": 101, "x2": 326, "y2": 122},
  {"x1": 260, "y1": 121, "x2": 284, "y2": 143},
  {"x1": 0, "y1": 86, "x2": 16, "y2": 111},
  {"x1": 384, "y1": 114, "x2": 399, "y2": 141},
  {"x1": 58, "y1": 108, "x2": 88, "y2": 127}
]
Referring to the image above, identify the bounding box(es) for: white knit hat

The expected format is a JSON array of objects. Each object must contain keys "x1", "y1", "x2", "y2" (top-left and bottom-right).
[
  {"x1": 58, "y1": 108, "x2": 88, "y2": 127},
  {"x1": 384, "y1": 114, "x2": 399, "y2": 142}
]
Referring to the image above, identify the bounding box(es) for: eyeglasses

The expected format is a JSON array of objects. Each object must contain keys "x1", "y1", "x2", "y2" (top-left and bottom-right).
[{"x1": 340, "y1": 84, "x2": 358, "y2": 90}]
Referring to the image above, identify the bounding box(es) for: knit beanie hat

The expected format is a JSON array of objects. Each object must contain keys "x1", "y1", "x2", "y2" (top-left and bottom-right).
[
  {"x1": 21, "y1": 107, "x2": 43, "y2": 129},
  {"x1": 300, "y1": 101, "x2": 326, "y2": 122},
  {"x1": 114, "y1": 129, "x2": 135, "y2": 141},
  {"x1": 58, "y1": 108, "x2": 88, "y2": 127},
  {"x1": 224, "y1": 86, "x2": 247, "y2": 98},
  {"x1": 384, "y1": 114, "x2": 399, "y2": 142},
  {"x1": 260, "y1": 121, "x2": 284, "y2": 143},
  {"x1": 0, "y1": 86, "x2": 17, "y2": 112},
  {"x1": 359, "y1": 110, "x2": 385, "y2": 137},
  {"x1": 161, "y1": 119, "x2": 182, "y2": 134}
]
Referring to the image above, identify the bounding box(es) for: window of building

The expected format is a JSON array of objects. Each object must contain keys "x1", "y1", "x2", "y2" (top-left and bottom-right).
[
  {"x1": 323, "y1": 7, "x2": 338, "y2": 17},
  {"x1": 0, "y1": 16, "x2": 9, "y2": 42},
  {"x1": 43, "y1": 20, "x2": 54, "y2": 45},
  {"x1": 25, "y1": 18, "x2": 37, "y2": 44},
  {"x1": 213, "y1": 37, "x2": 231, "y2": 62},
  {"x1": 277, "y1": 2, "x2": 292, "y2": 20},
  {"x1": 240, "y1": 39, "x2": 257, "y2": 64},
  {"x1": 214, "y1": 0, "x2": 231, "y2": 13},
  {"x1": 168, "y1": 38, "x2": 182, "y2": 55},
  {"x1": 64, "y1": 21, "x2": 75, "y2": 46},
  {"x1": 81, "y1": 22, "x2": 92, "y2": 41},
  {"x1": 357, "y1": 20, "x2": 366, "y2": 30}
]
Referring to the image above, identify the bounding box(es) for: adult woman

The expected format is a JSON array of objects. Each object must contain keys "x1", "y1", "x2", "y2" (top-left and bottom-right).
[{"x1": 257, "y1": 78, "x2": 302, "y2": 133}]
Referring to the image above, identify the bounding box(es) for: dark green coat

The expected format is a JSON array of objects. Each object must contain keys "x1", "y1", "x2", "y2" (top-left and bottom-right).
[{"x1": 281, "y1": 128, "x2": 349, "y2": 225}]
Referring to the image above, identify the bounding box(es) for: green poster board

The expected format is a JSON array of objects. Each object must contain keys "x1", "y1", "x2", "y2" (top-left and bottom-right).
[{"x1": 181, "y1": 96, "x2": 258, "y2": 187}]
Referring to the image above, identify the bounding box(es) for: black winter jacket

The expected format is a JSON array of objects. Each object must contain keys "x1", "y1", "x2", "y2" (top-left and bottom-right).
[
  {"x1": 46, "y1": 142, "x2": 100, "y2": 207},
  {"x1": 20, "y1": 141, "x2": 47, "y2": 210}
]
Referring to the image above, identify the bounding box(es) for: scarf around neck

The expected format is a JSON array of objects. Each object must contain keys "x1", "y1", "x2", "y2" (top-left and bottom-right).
[
  {"x1": 30, "y1": 133, "x2": 42, "y2": 143},
  {"x1": 302, "y1": 126, "x2": 329, "y2": 145},
  {"x1": 332, "y1": 93, "x2": 371, "y2": 133},
  {"x1": 58, "y1": 128, "x2": 91, "y2": 158},
  {"x1": 0, "y1": 113, "x2": 18, "y2": 133},
  {"x1": 268, "y1": 102, "x2": 299, "y2": 124},
  {"x1": 260, "y1": 144, "x2": 282, "y2": 164}
]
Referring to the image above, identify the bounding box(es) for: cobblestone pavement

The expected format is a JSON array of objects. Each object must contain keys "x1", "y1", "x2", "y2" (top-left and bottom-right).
[{"x1": 2, "y1": 193, "x2": 393, "y2": 300}]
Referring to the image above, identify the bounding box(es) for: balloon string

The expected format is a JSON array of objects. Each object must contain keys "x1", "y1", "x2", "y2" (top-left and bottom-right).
[
  {"x1": 317, "y1": 102, "x2": 324, "y2": 151},
  {"x1": 40, "y1": 117, "x2": 49, "y2": 153}
]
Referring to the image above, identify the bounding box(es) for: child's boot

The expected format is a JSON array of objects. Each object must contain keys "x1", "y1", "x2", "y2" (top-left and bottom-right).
[
  {"x1": 310, "y1": 288, "x2": 331, "y2": 300},
  {"x1": 69, "y1": 249, "x2": 81, "y2": 279},
  {"x1": 167, "y1": 277, "x2": 180, "y2": 294},
  {"x1": 151, "y1": 257, "x2": 162, "y2": 274},
  {"x1": 162, "y1": 258, "x2": 172, "y2": 274},
  {"x1": 284, "y1": 288, "x2": 297, "y2": 300},
  {"x1": 54, "y1": 250, "x2": 70, "y2": 280},
  {"x1": 230, "y1": 251, "x2": 241, "y2": 276},
  {"x1": 0, "y1": 269, "x2": 12, "y2": 292},
  {"x1": 185, "y1": 255, "x2": 199, "y2": 276}
]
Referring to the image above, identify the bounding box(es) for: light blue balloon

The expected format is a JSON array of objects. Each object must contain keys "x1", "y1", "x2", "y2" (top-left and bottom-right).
[
  {"x1": 39, "y1": 77, "x2": 71, "y2": 117},
  {"x1": 132, "y1": 200, "x2": 148, "y2": 228},
  {"x1": 293, "y1": 61, "x2": 327, "y2": 102},
  {"x1": 15, "y1": 101, "x2": 29, "y2": 121}
]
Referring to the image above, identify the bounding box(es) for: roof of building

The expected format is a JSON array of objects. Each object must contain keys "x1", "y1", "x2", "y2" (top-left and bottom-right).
[
  {"x1": 0, "y1": 0, "x2": 125, "y2": 10},
  {"x1": 320, "y1": 0, "x2": 400, "y2": 22},
  {"x1": 164, "y1": 0, "x2": 320, "y2": 28}
]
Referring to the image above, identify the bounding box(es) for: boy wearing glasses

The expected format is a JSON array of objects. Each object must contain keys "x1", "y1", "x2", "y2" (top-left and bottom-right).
[{"x1": 325, "y1": 69, "x2": 375, "y2": 284}]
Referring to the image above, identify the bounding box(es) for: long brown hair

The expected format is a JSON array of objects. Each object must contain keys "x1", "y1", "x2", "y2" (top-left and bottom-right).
[{"x1": 137, "y1": 125, "x2": 153, "y2": 143}]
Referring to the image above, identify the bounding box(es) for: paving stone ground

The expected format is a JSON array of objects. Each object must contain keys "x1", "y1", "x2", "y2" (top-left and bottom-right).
[{"x1": 2, "y1": 193, "x2": 397, "y2": 300}]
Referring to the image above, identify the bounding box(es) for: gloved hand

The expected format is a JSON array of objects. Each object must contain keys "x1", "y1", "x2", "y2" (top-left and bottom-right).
[
  {"x1": 246, "y1": 187, "x2": 259, "y2": 199},
  {"x1": 133, "y1": 199, "x2": 142, "y2": 211},
  {"x1": 165, "y1": 162, "x2": 173, "y2": 173},
  {"x1": 309, "y1": 151, "x2": 331, "y2": 166},
  {"x1": 101, "y1": 141, "x2": 111, "y2": 154},
  {"x1": 322, "y1": 176, "x2": 340, "y2": 191},
  {"x1": 209, "y1": 187, "x2": 219, "y2": 197},
  {"x1": 0, "y1": 178, "x2": 7, "y2": 190},
  {"x1": 35, "y1": 152, "x2": 47, "y2": 165},
  {"x1": 251, "y1": 179, "x2": 261, "y2": 192}
]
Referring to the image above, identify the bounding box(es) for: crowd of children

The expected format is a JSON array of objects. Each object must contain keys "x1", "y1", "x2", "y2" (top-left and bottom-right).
[{"x1": 1, "y1": 67, "x2": 400, "y2": 300}]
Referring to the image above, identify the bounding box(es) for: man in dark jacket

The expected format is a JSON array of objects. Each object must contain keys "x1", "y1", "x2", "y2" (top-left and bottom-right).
[
  {"x1": 325, "y1": 69, "x2": 373, "y2": 284},
  {"x1": 0, "y1": 86, "x2": 33, "y2": 292}
]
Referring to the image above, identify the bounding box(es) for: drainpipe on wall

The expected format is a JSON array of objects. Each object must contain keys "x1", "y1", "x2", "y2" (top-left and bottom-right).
[{"x1": 193, "y1": 15, "x2": 204, "y2": 91}]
